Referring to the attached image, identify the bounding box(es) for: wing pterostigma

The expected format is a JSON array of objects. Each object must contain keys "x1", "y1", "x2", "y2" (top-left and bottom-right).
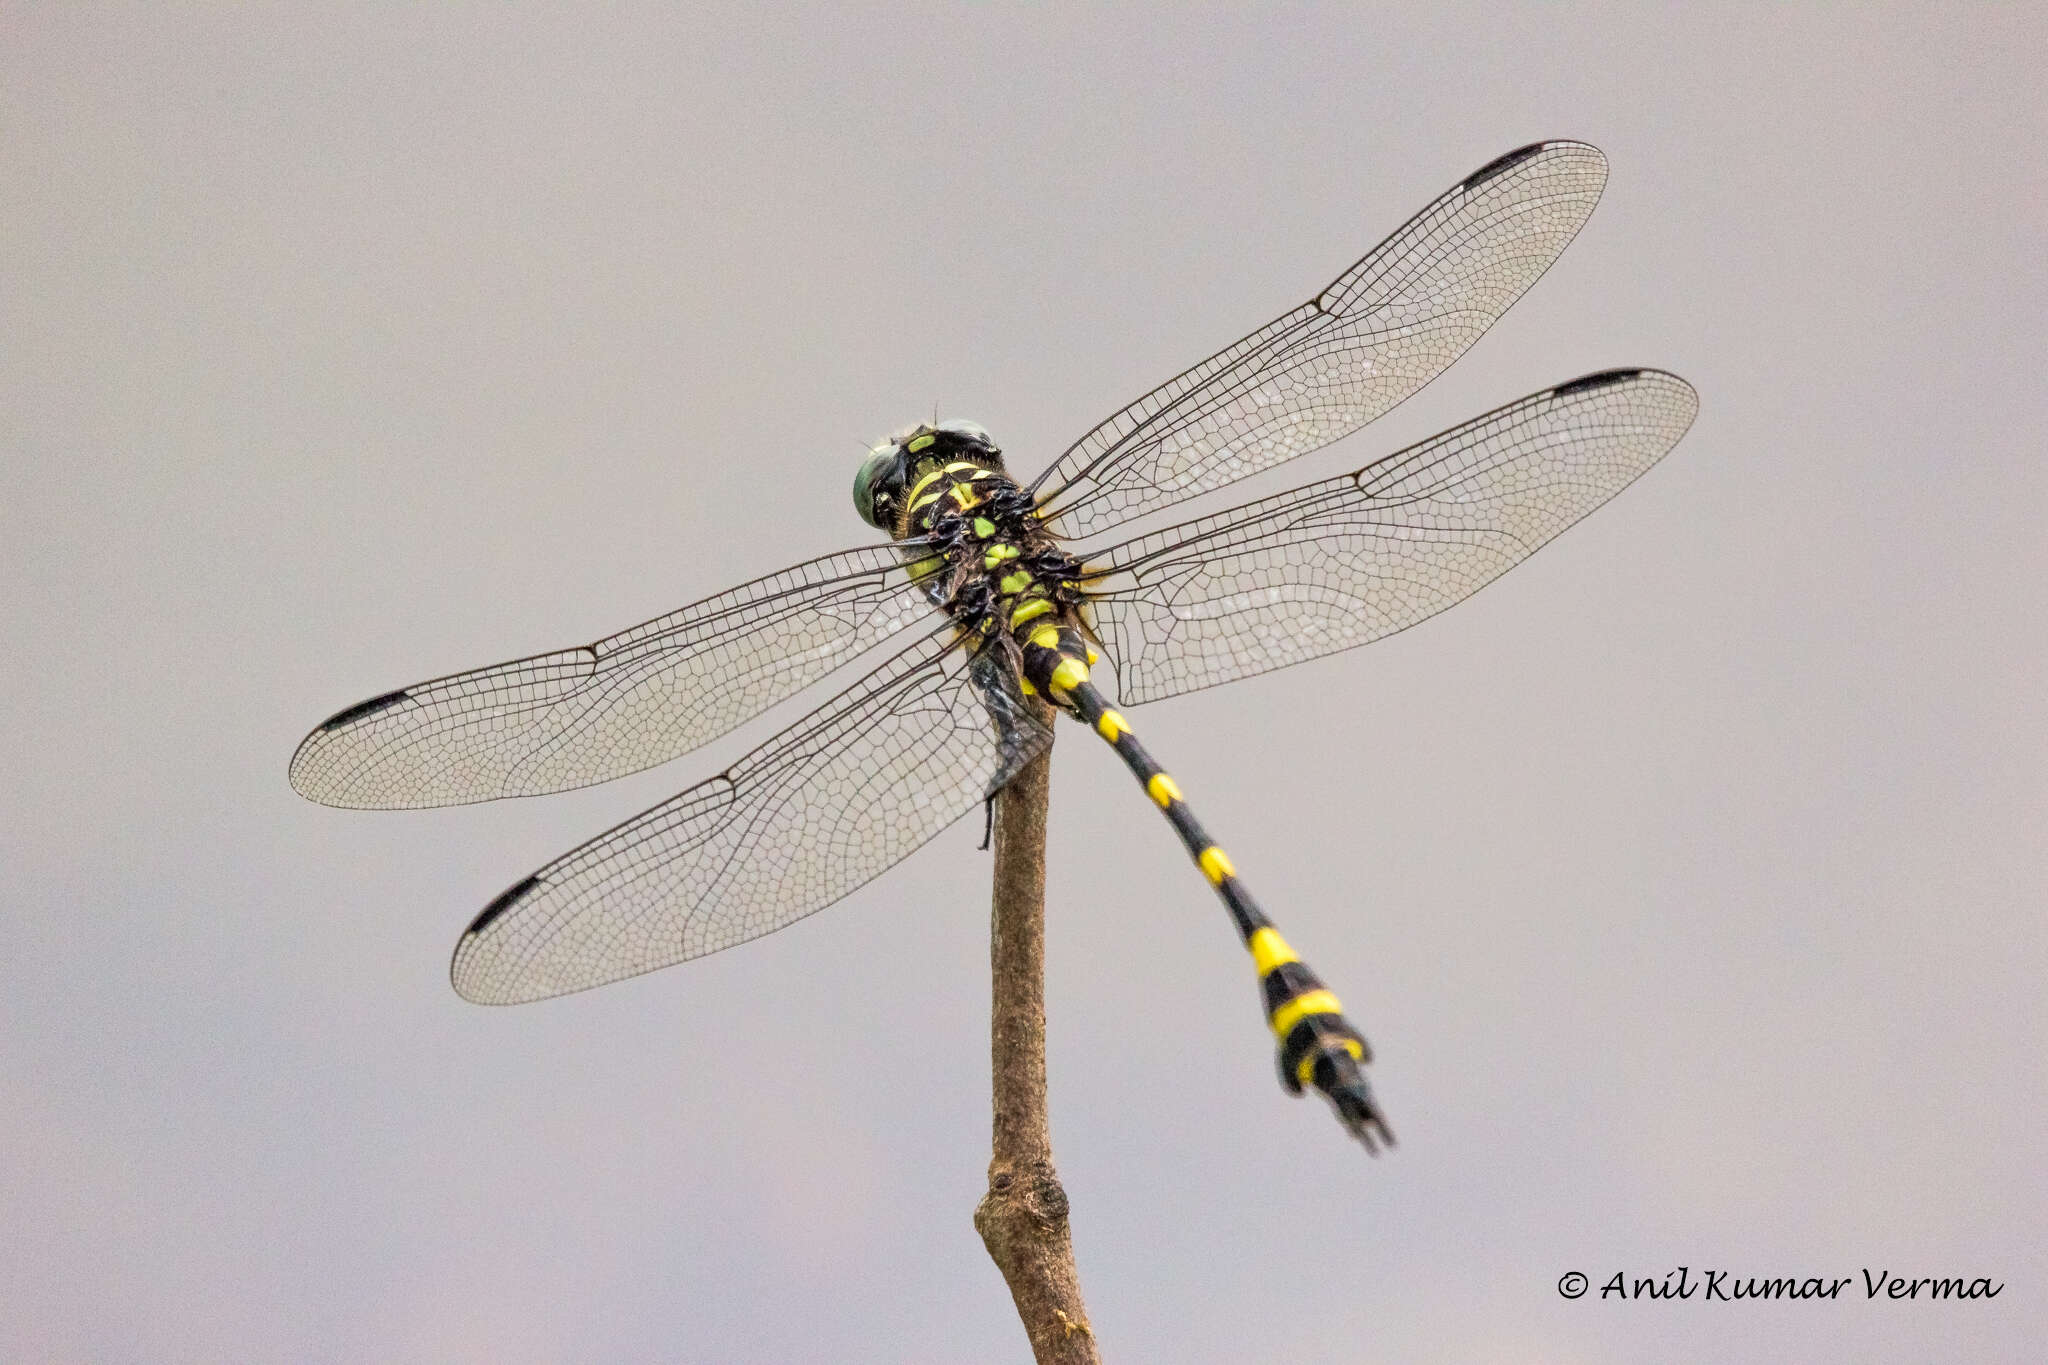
[
  {"x1": 1029, "y1": 140, "x2": 1611, "y2": 539},
  {"x1": 290, "y1": 543, "x2": 939, "y2": 809},
  {"x1": 1079, "y1": 369, "x2": 1699, "y2": 705}
]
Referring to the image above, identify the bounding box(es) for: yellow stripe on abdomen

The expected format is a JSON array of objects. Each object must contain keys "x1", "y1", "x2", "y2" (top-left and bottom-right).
[
  {"x1": 1198, "y1": 845, "x2": 1235, "y2": 885},
  {"x1": 1271, "y1": 989, "x2": 1344, "y2": 1038},
  {"x1": 1248, "y1": 926, "x2": 1299, "y2": 974}
]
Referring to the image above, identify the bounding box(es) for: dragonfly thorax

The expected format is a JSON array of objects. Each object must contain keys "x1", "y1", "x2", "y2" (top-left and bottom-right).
[{"x1": 873, "y1": 444, "x2": 1090, "y2": 691}]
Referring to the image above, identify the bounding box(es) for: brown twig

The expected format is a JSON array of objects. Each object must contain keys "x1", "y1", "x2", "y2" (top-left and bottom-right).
[{"x1": 973, "y1": 716, "x2": 1100, "y2": 1363}]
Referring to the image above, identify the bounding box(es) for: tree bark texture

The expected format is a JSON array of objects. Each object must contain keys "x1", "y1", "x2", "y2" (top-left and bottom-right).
[{"x1": 973, "y1": 724, "x2": 1100, "y2": 1363}]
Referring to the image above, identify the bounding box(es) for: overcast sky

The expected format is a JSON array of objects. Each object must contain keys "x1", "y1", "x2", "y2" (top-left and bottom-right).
[{"x1": 6, "y1": 4, "x2": 2044, "y2": 1361}]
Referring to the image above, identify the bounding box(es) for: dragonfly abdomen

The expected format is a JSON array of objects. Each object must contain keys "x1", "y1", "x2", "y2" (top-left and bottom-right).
[{"x1": 1038, "y1": 648, "x2": 1393, "y2": 1152}]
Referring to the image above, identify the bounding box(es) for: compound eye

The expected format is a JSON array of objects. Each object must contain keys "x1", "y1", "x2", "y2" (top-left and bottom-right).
[{"x1": 852, "y1": 445, "x2": 901, "y2": 530}]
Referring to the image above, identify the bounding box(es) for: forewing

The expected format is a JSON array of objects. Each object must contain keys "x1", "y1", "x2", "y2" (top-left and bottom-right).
[
  {"x1": 1081, "y1": 370, "x2": 1699, "y2": 705},
  {"x1": 450, "y1": 629, "x2": 1051, "y2": 1004},
  {"x1": 1030, "y1": 141, "x2": 1609, "y2": 540},
  {"x1": 290, "y1": 544, "x2": 936, "y2": 809}
]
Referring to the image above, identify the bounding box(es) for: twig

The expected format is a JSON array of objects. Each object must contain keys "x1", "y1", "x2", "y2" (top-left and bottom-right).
[{"x1": 973, "y1": 715, "x2": 1100, "y2": 1362}]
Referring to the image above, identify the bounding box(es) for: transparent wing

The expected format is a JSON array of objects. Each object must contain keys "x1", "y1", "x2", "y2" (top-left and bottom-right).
[
  {"x1": 290, "y1": 543, "x2": 938, "y2": 810},
  {"x1": 450, "y1": 628, "x2": 1051, "y2": 1004},
  {"x1": 1080, "y1": 370, "x2": 1699, "y2": 705},
  {"x1": 1029, "y1": 140, "x2": 1609, "y2": 540}
]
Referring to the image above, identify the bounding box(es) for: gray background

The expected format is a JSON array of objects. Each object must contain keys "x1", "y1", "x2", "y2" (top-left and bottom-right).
[{"x1": 6, "y1": 3, "x2": 2044, "y2": 1361}]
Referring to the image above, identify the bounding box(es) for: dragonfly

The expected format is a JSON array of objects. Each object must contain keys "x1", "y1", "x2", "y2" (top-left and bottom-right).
[{"x1": 291, "y1": 140, "x2": 1696, "y2": 1151}]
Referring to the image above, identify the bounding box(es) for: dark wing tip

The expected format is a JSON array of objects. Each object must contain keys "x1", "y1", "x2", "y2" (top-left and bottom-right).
[
  {"x1": 451, "y1": 874, "x2": 546, "y2": 1002},
  {"x1": 1460, "y1": 139, "x2": 1598, "y2": 192},
  {"x1": 318, "y1": 688, "x2": 410, "y2": 732},
  {"x1": 464, "y1": 873, "x2": 543, "y2": 938},
  {"x1": 1550, "y1": 368, "x2": 1701, "y2": 424},
  {"x1": 289, "y1": 689, "x2": 413, "y2": 802},
  {"x1": 1551, "y1": 368, "x2": 1645, "y2": 398}
]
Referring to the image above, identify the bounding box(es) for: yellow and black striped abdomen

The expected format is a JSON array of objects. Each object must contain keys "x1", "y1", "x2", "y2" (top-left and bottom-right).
[{"x1": 1055, "y1": 668, "x2": 1391, "y2": 1151}]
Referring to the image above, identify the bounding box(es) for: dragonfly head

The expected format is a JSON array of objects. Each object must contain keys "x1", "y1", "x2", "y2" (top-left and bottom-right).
[{"x1": 854, "y1": 420, "x2": 1005, "y2": 533}]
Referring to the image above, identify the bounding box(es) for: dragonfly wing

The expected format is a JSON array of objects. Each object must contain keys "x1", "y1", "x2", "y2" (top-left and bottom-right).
[
  {"x1": 450, "y1": 628, "x2": 1051, "y2": 1004},
  {"x1": 1030, "y1": 141, "x2": 1609, "y2": 541},
  {"x1": 1081, "y1": 370, "x2": 1698, "y2": 705},
  {"x1": 290, "y1": 543, "x2": 937, "y2": 809}
]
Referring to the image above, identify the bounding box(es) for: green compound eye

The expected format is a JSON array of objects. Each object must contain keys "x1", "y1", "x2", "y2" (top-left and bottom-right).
[{"x1": 853, "y1": 446, "x2": 899, "y2": 529}]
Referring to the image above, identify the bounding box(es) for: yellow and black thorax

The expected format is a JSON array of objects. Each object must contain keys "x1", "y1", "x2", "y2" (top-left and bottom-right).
[{"x1": 854, "y1": 422, "x2": 1091, "y2": 696}]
